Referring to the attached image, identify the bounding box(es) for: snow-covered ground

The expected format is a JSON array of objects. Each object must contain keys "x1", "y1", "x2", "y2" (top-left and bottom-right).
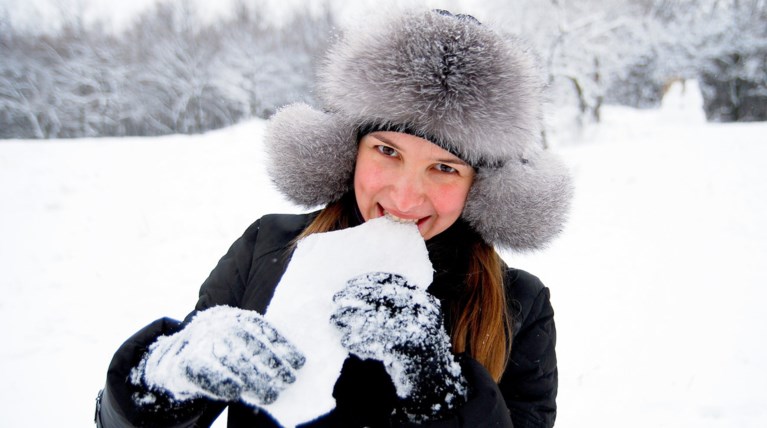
[{"x1": 1, "y1": 83, "x2": 766, "y2": 427}]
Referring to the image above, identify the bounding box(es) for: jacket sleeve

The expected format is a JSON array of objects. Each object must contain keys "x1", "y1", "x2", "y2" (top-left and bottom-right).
[
  {"x1": 499, "y1": 271, "x2": 558, "y2": 428},
  {"x1": 95, "y1": 318, "x2": 213, "y2": 428}
]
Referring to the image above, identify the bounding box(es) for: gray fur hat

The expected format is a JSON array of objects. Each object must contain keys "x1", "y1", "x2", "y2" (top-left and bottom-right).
[{"x1": 265, "y1": 9, "x2": 572, "y2": 251}]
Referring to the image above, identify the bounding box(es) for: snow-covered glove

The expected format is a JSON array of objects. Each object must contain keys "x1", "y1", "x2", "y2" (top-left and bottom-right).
[
  {"x1": 330, "y1": 272, "x2": 468, "y2": 423},
  {"x1": 130, "y1": 305, "x2": 305, "y2": 408}
]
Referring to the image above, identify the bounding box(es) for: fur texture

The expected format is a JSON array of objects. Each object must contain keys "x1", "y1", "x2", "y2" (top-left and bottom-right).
[
  {"x1": 266, "y1": 103, "x2": 358, "y2": 207},
  {"x1": 463, "y1": 151, "x2": 573, "y2": 249},
  {"x1": 319, "y1": 12, "x2": 543, "y2": 166},
  {"x1": 265, "y1": 9, "x2": 572, "y2": 250}
]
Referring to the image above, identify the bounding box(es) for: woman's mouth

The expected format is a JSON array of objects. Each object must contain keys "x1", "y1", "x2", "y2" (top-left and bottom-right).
[
  {"x1": 384, "y1": 211, "x2": 418, "y2": 224},
  {"x1": 377, "y1": 204, "x2": 428, "y2": 229}
]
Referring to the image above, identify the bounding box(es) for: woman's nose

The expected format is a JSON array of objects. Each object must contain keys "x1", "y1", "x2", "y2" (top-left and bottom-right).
[{"x1": 389, "y1": 172, "x2": 426, "y2": 213}]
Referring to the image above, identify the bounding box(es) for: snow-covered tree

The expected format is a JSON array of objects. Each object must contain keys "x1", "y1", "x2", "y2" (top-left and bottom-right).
[
  {"x1": 484, "y1": 0, "x2": 767, "y2": 126},
  {"x1": 694, "y1": 0, "x2": 767, "y2": 121},
  {"x1": 211, "y1": 0, "x2": 333, "y2": 119},
  {"x1": 483, "y1": 0, "x2": 660, "y2": 128}
]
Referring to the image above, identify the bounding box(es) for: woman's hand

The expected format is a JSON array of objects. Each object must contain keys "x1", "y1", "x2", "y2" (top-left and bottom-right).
[
  {"x1": 331, "y1": 272, "x2": 468, "y2": 422},
  {"x1": 130, "y1": 305, "x2": 305, "y2": 408}
]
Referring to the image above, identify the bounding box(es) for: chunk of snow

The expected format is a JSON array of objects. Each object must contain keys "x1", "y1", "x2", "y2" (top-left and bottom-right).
[{"x1": 261, "y1": 216, "x2": 433, "y2": 426}]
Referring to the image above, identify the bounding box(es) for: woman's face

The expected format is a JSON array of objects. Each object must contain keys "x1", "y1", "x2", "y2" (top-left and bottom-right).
[{"x1": 354, "y1": 131, "x2": 475, "y2": 240}]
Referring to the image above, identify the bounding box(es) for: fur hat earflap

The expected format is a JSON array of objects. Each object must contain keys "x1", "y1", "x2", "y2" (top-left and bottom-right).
[
  {"x1": 265, "y1": 8, "x2": 573, "y2": 250},
  {"x1": 266, "y1": 103, "x2": 358, "y2": 207},
  {"x1": 463, "y1": 150, "x2": 573, "y2": 249}
]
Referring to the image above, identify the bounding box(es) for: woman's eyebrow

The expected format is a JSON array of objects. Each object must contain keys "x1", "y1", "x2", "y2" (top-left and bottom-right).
[
  {"x1": 371, "y1": 133, "x2": 399, "y2": 148},
  {"x1": 436, "y1": 156, "x2": 470, "y2": 166}
]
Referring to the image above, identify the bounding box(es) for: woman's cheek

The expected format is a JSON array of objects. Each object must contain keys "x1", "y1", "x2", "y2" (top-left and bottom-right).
[
  {"x1": 358, "y1": 165, "x2": 384, "y2": 194},
  {"x1": 433, "y1": 182, "x2": 471, "y2": 214}
]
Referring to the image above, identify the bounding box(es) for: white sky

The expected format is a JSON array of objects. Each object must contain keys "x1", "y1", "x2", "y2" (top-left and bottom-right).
[
  {"x1": 0, "y1": 0, "x2": 286, "y2": 31},
  {"x1": 0, "y1": 0, "x2": 465, "y2": 33}
]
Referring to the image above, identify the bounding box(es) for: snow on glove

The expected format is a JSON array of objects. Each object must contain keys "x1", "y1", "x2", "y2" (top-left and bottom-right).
[
  {"x1": 130, "y1": 305, "x2": 305, "y2": 408},
  {"x1": 330, "y1": 272, "x2": 468, "y2": 423}
]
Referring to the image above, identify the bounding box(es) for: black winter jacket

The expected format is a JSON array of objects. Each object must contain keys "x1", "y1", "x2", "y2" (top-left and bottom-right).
[{"x1": 96, "y1": 212, "x2": 557, "y2": 427}]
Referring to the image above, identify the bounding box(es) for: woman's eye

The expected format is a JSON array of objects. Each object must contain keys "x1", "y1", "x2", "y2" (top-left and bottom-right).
[
  {"x1": 435, "y1": 163, "x2": 458, "y2": 174},
  {"x1": 376, "y1": 145, "x2": 398, "y2": 157}
]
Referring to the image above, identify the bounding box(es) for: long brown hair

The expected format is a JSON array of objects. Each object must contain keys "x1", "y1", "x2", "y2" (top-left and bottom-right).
[{"x1": 297, "y1": 196, "x2": 513, "y2": 381}]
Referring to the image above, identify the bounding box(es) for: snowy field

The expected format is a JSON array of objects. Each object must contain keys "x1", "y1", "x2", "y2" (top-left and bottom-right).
[{"x1": 1, "y1": 84, "x2": 766, "y2": 427}]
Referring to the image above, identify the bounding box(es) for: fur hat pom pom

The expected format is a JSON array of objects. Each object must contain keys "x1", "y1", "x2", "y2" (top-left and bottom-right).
[
  {"x1": 265, "y1": 103, "x2": 358, "y2": 207},
  {"x1": 463, "y1": 152, "x2": 574, "y2": 250}
]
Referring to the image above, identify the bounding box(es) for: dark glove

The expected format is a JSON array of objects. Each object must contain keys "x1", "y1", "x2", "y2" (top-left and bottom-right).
[
  {"x1": 130, "y1": 305, "x2": 305, "y2": 408},
  {"x1": 331, "y1": 272, "x2": 468, "y2": 423}
]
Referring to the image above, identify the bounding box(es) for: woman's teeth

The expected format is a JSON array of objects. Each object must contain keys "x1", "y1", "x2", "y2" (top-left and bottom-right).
[{"x1": 384, "y1": 212, "x2": 418, "y2": 224}]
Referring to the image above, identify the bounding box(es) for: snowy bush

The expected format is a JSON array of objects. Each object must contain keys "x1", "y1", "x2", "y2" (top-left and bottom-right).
[{"x1": 0, "y1": 0, "x2": 334, "y2": 139}]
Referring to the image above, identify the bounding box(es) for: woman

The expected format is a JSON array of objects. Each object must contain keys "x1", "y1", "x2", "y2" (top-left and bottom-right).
[{"x1": 96, "y1": 8, "x2": 572, "y2": 428}]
